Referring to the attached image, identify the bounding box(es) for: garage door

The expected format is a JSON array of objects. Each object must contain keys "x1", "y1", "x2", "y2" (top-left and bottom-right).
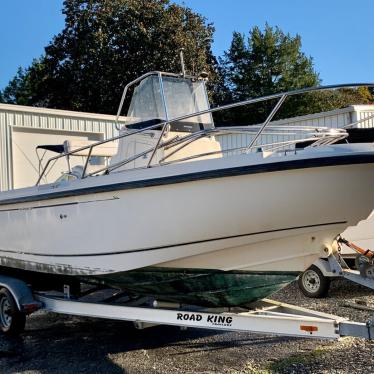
[{"x1": 12, "y1": 127, "x2": 102, "y2": 189}]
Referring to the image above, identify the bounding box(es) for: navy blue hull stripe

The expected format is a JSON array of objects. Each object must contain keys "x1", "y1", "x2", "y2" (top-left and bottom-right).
[
  {"x1": 0, "y1": 220, "x2": 346, "y2": 257},
  {"x1": 0, "y1": 153, "x2": 373, "y2": 206}
]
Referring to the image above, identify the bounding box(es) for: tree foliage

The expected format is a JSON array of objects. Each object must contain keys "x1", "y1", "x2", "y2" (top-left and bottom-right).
[
  {"x1": 217, "y1": 25, "x2": 373, "y2": 125},
  {"x1": 302, "y1": 87, "x2": 374, "y2": 114},
  {"x1": 1, "y1": 12, "x2": 373, "y2": 120},
  {"x1": 1, "y1": 0, "x2": 217, "y2": 114},
  {"x1": 1, "y1": 61, "x2": 48, "y2": 106},
  {"x1": 221, "y1": 25, "x2": 320, "y2": 101}
]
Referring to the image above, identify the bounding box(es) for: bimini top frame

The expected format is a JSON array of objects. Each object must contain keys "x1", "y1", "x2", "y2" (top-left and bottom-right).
[{"x1": 35, "y1": 71, "x2": 374, "y2": 185}]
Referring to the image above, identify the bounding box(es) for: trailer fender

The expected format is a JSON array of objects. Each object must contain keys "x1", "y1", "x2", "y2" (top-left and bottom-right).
[
  {"x1": 0, "y1": 275, "x2": 41, "y2": 313},
  {"x1": 312, "y1": 258, "x2": 337, "y2": 277}
]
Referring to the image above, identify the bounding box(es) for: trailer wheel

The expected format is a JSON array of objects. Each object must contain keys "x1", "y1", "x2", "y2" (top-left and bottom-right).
[
  {"x1": 0, "y1": 288, "x2": 26, "y2": 335},
  {"x1": 298, "y1": 265, "x2": 330, "y2": 298}
]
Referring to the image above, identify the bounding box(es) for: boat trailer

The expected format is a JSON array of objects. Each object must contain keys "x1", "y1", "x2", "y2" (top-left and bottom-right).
[{"x1": 0, "y1": 270, "x2": 373, "y2": 340}]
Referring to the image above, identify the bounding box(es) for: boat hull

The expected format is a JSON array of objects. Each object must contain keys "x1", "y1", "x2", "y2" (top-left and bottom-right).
[
  {"x1": 0, "y1": 264, "x2": 297, "y2": 307},
  {"x1": 88, "y1": 267, "x2": 298, "y2": 307},
  {"x1": 0, "y1": 145, "x2": 373, "y2": 306}
]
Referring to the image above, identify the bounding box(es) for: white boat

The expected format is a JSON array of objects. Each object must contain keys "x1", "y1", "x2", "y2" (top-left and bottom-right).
[{"x1": 0, "y1": 72, "x2": 373, "y2": 307}]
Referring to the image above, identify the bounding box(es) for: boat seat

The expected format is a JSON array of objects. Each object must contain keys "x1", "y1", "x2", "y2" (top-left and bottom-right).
[
  {"x1": 63, "y1": 140, "x2": 118, "y2": 157},
  {"x1": 54, "y1": 165, "x2": 84, "y2": 184},
  {"x1": 70, "y1": 165, "x2": 84, "y2": 179}
]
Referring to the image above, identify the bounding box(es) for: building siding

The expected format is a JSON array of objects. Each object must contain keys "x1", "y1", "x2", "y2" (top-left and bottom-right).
[
  {"x1": 0, "y1": 104, "x2": 123, "y2": 191},
  {"x1": 216, "y1": 105, "x2": 374, "y2": 156}
]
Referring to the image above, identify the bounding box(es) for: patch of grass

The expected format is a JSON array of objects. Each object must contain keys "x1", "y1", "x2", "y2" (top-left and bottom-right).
[
  {"x1": 244, "y1": 360, "x2": 271, "y2": 374},
  {"x1": 266, "y1": 348, "x2": 325, "y2": 373},
  {"x1": 244, "y1": 339, "x2": 357, "y2": 374}
]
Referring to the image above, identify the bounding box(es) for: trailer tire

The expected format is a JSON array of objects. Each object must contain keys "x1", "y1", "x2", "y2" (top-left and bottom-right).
[
  {"x1": 0, "y1": 288, "x2": 26, "y2": 335},
  {"x1": 298, "y1": 265, "x2": 330, "y2": 298}
]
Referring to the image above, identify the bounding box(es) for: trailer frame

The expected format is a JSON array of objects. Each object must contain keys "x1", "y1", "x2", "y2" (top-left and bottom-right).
[{"x1": 0, "y1": 273, "x2": 373, "y2": 340}]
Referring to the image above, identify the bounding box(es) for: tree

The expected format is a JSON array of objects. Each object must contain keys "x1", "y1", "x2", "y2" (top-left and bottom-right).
[
  {"x1": 222, "y1": 26, "x2": 320, "y2": 100},
  {"x1": 1, "y1": 0, "x2": 217, "y2": 114},
  {"x1": 302, "y1": 86, "x2": 374, "y2": 115},
  {"x1": 1, "y1": 61, "x2": 49, "y2": 106},
  {"x1": 217, "y1": 25, "x2": 373, "y2": 125},
  {"x1": 217, "y1": 25, "x2": 320, "y2": 124}
]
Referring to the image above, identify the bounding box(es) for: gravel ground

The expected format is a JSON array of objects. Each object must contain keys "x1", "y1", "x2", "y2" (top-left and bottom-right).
[{"x1": 0, "y1": 278, "x2": 373, "y2": 374}]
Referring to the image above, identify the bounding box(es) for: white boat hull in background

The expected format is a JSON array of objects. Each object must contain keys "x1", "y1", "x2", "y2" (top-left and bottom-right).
[{"x1": 339, "y1": 210, "x2": 374, "y2": 254}]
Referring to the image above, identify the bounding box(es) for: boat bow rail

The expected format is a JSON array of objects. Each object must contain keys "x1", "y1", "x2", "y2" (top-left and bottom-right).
[{"x1": 35, "y1": 73, "x2": 374, "y2": 185}]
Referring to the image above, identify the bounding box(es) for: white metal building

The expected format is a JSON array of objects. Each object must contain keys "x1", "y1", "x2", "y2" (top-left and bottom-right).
[
  {"x1": 0, "y1": 103, "x2": 373, "y2": 191},
  {"x1": 0, "y1": 103, "x2": 122, "y2": 191}
]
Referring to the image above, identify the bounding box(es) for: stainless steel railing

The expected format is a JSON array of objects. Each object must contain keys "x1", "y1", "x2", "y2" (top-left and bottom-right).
[{"x1": 35, "y1": 76, "x2": 374, "y2": 186}]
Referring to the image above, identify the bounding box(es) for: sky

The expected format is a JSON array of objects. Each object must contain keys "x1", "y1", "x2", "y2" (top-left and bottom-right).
[{"x1": 0, "y1": 0, "x2": 373, "y2": 90}]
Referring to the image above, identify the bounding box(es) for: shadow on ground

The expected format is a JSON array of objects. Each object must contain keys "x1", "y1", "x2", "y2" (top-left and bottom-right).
[
  {"x1": 0, "y1": 312, "x2": 296, "y2": 373},
  {"x1": 1, "y1": 278, "x2": 372, "y2": 373}
]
